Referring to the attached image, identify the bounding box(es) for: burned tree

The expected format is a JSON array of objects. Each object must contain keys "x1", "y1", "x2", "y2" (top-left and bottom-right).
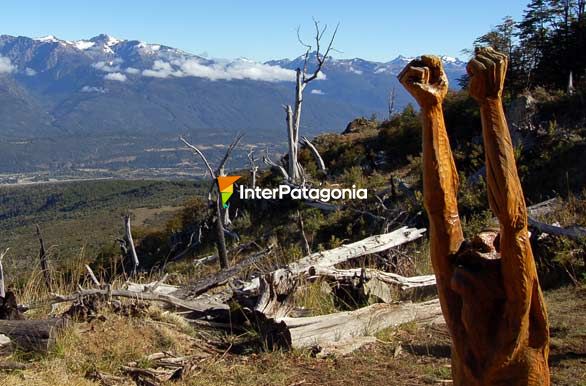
[
  {"x1": 399, "y1": 49, "x2": 549, "y2": 385},
  {"x1": 285, "y1": 19, "x2": 338, "y2": 182},
  {"x1": 180, "y1": 134, "x2": 243, "y2": 269},
  {"x1": 35, "y1": 225, "x2": 52, "y2": 292}
]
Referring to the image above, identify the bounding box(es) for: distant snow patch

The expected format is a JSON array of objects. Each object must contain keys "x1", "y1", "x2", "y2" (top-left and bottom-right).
[
  {"x1": 0, "y1": 56, "x2": 15, "y2": 74},
  {"x1": 104, "y1": 72, "x2": 127, "y2": 82},
  {"x1": 311, "y1": 89, "x2": 325, "y2": 95},
  {"x1": 441, "y1": 56, "x2": 458, "y2": 63},
  {"x1": 73, "y1": 40, "x2": 95, "y2": 50},
  {"x1": 36, "y1": 35, "x2": 60, "y2": 43},
  {"x1": 81, "y1": 86, "x2": 107, "y2": 93},
  {"x1": 104, "y1": 35, "x2": 121, "y2": 46}
]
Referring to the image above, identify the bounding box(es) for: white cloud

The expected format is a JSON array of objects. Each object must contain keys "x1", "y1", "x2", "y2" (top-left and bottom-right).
[
  {"x1": 104, "y1": 72, "x2": 127, "y2": 82},
  {"x1": 81, "y1": 85, "x2": 107, "y2": 93},
  {"x1": 142, "y1": 58, "x2": 296, "y2": 82},
  {"x1": 25, "y1": 67, "x2": 37, "y2": 76},
  {"x1": 311, "y1": 89, "x2": 325, "y2": 95},
  {"x1": 142, "y1": 60, "x2": 182, "y2": 78},
  {"x1": 0, "y1": 56, "x2": 15, "y2": 74},
  {"x1": 92, "y1": 59, "x2": 123, "y2": 73},
  {"x1": 125, "y1": 67, "x2": 140, "y2": 74}
]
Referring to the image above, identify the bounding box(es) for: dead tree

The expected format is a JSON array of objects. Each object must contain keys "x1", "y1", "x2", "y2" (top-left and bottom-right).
[
  {"x1": 296, "y1": 211, "x2": 311, "y2": 255},
  {"x1": 123, "y1": 215, "x2": 140, "y2": 276},
  {"x1": 388, "y1": 85, "x2": 397, "y2": 119},
  {"x1": 0, "y1": 249, "x2": 7, "y2": 298},
  {"x1": 300, "y1": 136, "x2": 326, "y2": 174},
  {"x1": 568, "y1": 71, "x2": 575, "y2": 95},
  {"x1": 285, "y1": 19, "x2": 338, "y2": 182},
  {"x1": 35, "y1": 225, "x2": 52, "y2": 292},
  {"x1": 247, "y1": 148, "x2": 258, "y2": 188},
  {"x1": 180, "y1": 134, "x2": 243, "y2": 269},
  {"x1": 263, "y1": 148, "x2": 289, "y2": 181}
]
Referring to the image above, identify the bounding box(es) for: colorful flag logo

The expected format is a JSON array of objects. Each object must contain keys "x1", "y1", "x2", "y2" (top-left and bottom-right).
[{"x1": 217, "y1": 175, "x2": 241, "y2": 208}]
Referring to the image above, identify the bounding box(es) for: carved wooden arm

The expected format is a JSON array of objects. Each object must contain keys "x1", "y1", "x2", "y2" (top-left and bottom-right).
[
  {"x1": 468, "y1": 48, "x2": 548, "y2": 346},
  {"x1": 398, "y1": 56, "x2": 464, "y2": 327}
]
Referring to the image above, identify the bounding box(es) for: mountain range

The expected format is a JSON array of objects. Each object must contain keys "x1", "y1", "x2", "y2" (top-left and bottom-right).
[{"x1": 0, "y1": 34, "x2": 467, "y2": 174}]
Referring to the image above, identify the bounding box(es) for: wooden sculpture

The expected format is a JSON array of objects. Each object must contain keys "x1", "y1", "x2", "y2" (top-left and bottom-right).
[{"x1": 398, "y1": 48, "x2": 550, "y2": 385}]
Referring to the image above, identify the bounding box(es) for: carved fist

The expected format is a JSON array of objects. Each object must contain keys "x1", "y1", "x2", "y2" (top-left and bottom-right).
[
  {"x1": 467, "y1": 47, "x2": 508, "y2": 102},
  {"x1": 398, "y1": 55, "x2": 448, "y2": 108}
]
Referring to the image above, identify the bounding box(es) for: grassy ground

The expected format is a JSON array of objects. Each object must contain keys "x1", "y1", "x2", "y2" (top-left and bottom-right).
[{"x1": 0, "y1": 285, "x2": 583, "y2": 386}]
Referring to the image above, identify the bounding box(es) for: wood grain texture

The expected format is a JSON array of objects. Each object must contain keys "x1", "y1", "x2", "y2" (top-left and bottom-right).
[{"x1": 399, "y1": 48, "x2": 549, "y2": 385}]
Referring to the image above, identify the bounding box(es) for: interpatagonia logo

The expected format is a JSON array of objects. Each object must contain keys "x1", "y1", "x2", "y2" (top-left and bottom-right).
[
  {"x1": 240, "y1": 184, "x2": 367, "y2": 202},
  {"x1": 217, "y1": 175, "x2": 241, "y2": 208}
]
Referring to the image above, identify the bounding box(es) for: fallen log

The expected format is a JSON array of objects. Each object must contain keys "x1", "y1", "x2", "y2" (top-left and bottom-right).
[
  {"x1": 528, "y1": 217, "x2": 586, "y2": 241},
  {"x1": 0, "y1": 318, "x2": 67, "y2": 352},
  {"x1": 527, "y1": 198, "x2": 560, "y2": 217},
  {"x1": 190, "y1": 241, "x2": 262, "y2": 267},
  {"x1": 274, "y1": 299, "x2": 442, "y2": 353},
  {"x1": 0, "y1": 361, "x2": 28, "y2": 370},
  {"x1": 313, "y1": 267, "x2": 436, "y2": 290},
  {"x1": 288, "y1": 226, "x2": 426, "y2": 276},
  {"x1": 125, "y1": 282, "x2": 181, "y2": 296},
  {"x1": 313, "y1": 267, "x2": 437, "y2": 302},
  {"x1": 22, "y1": 288, "x2": 228, "y2": 314},
  {"x1": 178, "y1": 246, "x2": 274, "y2": 298},
  {"x1": 246, "y1": 227, "x2": 427, "y2": 317}
]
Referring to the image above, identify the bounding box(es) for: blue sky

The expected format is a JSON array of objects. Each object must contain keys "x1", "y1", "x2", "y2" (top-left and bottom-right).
[{"x1": 0, "y1": 0, "x2": 529, "y2": 62}]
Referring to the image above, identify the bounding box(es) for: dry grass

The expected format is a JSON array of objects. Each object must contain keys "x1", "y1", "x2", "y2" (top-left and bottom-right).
[
  {"x1": 0, "y1": 307, "x2": 195, "y2": 386},
  {"x1": 0, "y1": 285, "x2": 583, "y2": 385},
  {"x1": 131, "y1": 205, "x2": 183, "y2": 228}
]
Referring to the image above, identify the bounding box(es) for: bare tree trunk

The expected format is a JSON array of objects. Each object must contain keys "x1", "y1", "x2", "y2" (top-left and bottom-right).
[
  {"x1": 215, "y1": 197, "x2": 229, "y2": 269},
  {"x1": 388, "y1": 85, "x2": 396, "y2": 119},
  {"x1": 283, "y1": 21, "x2": 338, "y2": 183},
  {"x1": 247, "y1": 149, "x2": 258, "y2": 189},
  {"x1": 285, "y1": 103, "x2": 300, "y2": 181},
  {"x1": 35, "y1": 225, "x2": 52, "y2": 292},
  {"x1": 301, "y1": 136, "x2": 326, "y2": 174},
  {"x1": 123, "y1": 215, "x2": 139, "y2": 275},
  {"x1": 297, "y1": 211, "x2": 311, "y2": 255},
  {"x1": 181, "y1": 135, "x2": 242, "y2": 271},
  {"x1": 85, "y1": 264, "x2": 101, "y2": 287},
  {"x1": 263, "y1": 150, "x2": 289, "y2": 181},
  {"x1": 0, "y1": 249, "x2": 7, "y2": 298}
]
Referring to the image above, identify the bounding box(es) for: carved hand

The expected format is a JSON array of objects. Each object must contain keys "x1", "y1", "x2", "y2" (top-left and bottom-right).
[
  {"x1": 398, "y1": 55, "x2": 448, "y2": 108},
  {"x1": 467, "y1": 47, "x2": 508, "y2": 103}
]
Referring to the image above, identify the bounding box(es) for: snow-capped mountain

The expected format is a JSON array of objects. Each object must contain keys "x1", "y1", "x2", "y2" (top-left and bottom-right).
[{"x1": 0, "y1": 33, "x2": 466, "y2": 172}]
